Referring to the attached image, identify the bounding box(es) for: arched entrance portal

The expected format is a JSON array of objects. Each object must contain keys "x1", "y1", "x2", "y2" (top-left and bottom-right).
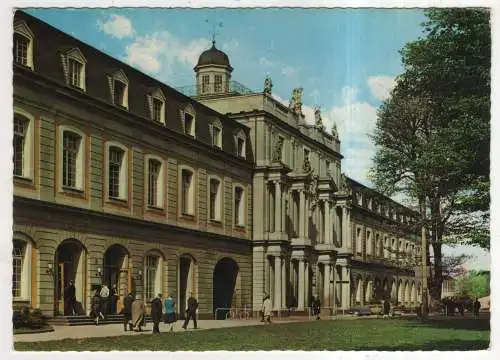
[
  {"x1": 178, "y1": 254, "x2": 197, "y2": 320},
  {"x1": 213, "y1": 258, "x2": 240, "y2": 319},
  {"x1": 103, "y1": 244, "x2": 130, "y2": 313},
  {"x1": 54, "y1": 239, "x2": 86, "y2": 316}
]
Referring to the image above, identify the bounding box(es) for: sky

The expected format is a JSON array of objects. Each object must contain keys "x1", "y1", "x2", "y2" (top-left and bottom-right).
[{"x1": 21, "y1": 8, "x2": 491, "y2": 271}]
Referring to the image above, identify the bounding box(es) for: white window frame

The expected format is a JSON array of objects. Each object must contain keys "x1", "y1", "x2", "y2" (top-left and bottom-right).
[
  {"x1": 179, "y1": 166, "x2": 196, "y2": 216},
  {"x1": 108, "y1": 69, "x2": 129, "y2": 109},
  {"x1": 147, "y1": 88, "x2": 166, "y2": 125},
  {"x1": 13, "y1": 108, "x2": 34, "y2": 180},
  {"x1": 208, "y1": 176, "x2": 222, "y2": 222},
  {"x1": 58, "y1": 126, "x2": 85, "y2": 192},
  {"x1": 12, "y1": 233, "x2": 33, "y2": 302},
  {"x1": 181, "y1": 104, "x2": 196, "y2": 137},
  {"x1": 210, "y1": 119, "x2": 223, "y2": 149},
  {"x1": 144, "y1": 251, "x2": 163, "y2": 302},
  {"x1": 59, "y1": 47, "x2": 87, "y2": 91},
  {"x1": 233, "y1": 184, "x2": 246, "y2": 227},
  {"x1": 145, "y1": 155, "x2": 165, "y2": 209},
  {"x1": 105, "y1": 141, "x2": 129, "y2": 201},
  {"x1": 234, "y1": 129, "x2": 246, "y2": 159},
  {"x1": 13, "y1": 21, "x2": 34, "y2": 69},
  {"x1": 356, "y1": 227, "x2": 362, "y2": 255},
  {"x1": 366, "y1": 229, "x2": 372, "y2": 256}
]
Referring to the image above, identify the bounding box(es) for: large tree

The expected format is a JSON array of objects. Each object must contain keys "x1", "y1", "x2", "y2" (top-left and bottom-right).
[{"x1": 370, "y1": 9, "x2": 490, "y2": 302}]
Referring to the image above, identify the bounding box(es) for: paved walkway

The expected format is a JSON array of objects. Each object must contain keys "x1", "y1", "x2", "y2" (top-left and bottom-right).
[{"x1": 13, "y1": 318, "x2": 307, "y2": 343}]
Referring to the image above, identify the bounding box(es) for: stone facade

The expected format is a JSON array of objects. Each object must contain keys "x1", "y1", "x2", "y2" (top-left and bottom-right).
[{"x1": 12, "y1": 11, "x2": 422, "y2": 319}]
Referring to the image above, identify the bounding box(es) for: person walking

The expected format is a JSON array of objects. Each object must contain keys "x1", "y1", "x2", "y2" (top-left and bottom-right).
[
  {"x1": 131, "y1": 296, "x2": 145, "y2": 332},
  {"x1": 64, "y1": 280, "x2": 76, "y2": 316},
  {"x1": 383, "y1": 298, "x2": 391, "y2": 319},
  {"x1": 91, "y1": 289, "x2": 104, "y2": 325},
  {"x1": 109, "y1": 285, "x2": 118, "y2": 314},
  {"x1": 260, "y1": 294, "x2": 269, "y2": 322},
  {"x1": 123, "y1": 291, "x2": 135, "y2": 332},
  {"x1": 473, "y1": 298, "x2": 481, "y2": 318},
  {"x1": 182, "y1": 294, "x2": 199, "y2": 330},
  {"x1": 151, "y1": 293, "x2": 163, "y2": 334},
  {"x1": 163, "y1": 294, "x2": 176, "y2": 332},
  {"x1": 99, "y1": 284, "x2": 110, "y2": 318},
  {"x1": 313, "y1": 296, "x2": 321, "y2": 320},
  {"x1": 262, "y1": 294, "x2": 272, "y2": 323}
]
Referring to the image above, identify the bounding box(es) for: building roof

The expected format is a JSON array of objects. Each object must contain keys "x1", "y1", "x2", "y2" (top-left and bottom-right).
[{"x1": 195, "y1": 41, "x2": 232, "y2": 70}]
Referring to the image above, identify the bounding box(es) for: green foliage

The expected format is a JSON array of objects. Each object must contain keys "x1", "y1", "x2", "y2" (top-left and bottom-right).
[
  {"x1": 14, "y1": 318, "x2": 490, "y2": 351},
  {"x1": 12, "y1": 306, "x2": 48, "y2": 330},
  {"x1": 455, "y1": 270, "x2": 490, "y2": 299}
]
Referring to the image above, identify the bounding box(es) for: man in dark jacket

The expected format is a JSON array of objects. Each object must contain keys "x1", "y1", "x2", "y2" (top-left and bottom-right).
[
  {"x1": 64, "y1": 280, "x2": 76, "y2": 316},
  {"x1": 151, "y1": 294, "x2": 163, "y2": 334},
  {"x1": 473, "y1": 298, "x2": 481, "y2": 317},
  {"x1": 123, "y1": 291, "x2": 135, "y2": 331},
  {"x1": 383, "y1": 298, "x2": 391, "y2": 318},
  {"x1": 182, "y1": 294, "x2": 198, "y2": 330},
  {"x1": 313, "y1": 296, "x2": 321, "y2": 320}
]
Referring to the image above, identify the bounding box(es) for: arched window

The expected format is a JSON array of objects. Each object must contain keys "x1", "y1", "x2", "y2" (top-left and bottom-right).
[
  {"x1": 12, "y1": 236, "x2": 33, "y2": 301},
  {"x1": 144, "y1": 251, "x2": 163, "y2": 302},
  {"x1": 146, "y1": 156, "x2": 165, "y2": 208},
  {"x1": 356, "y1": 228, "x2": 362, "y2": 255},
  {"x1": 106, "y1": 142, "x2": 128, "y2": 200},
  {"x1": 180, "y1": 167, "x2": 195, "y2": 215},
  {"x1": 234, "y1": 185, "x2": 245, "y2": 226},
  {"x1": 208, "y1": 177, "x2": 222, "y2": 221},
  {"x1": 59, "y1": 127, "x2": 86, "y2": 191}
]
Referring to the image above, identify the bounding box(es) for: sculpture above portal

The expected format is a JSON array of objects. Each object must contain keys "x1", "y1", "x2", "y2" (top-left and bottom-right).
[
  {"x1": 314, "y1": 105, "x2": 324, "y2": 129},
  {"x1": 331, "y1": 123, "x2": 339, "y2": 139}
]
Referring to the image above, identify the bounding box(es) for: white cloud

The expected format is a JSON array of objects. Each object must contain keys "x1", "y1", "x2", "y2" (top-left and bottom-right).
[
  {"x1": 281, "y1": 65, "x2": 298, "y2": 76},
  {"x1": 124, "y1": 31, "x2": 210, "y2": 77},
  {"x1": 259, "y1": 57, "x2": 275, "y2": 67},
  {"x1": 97, "y1": 14, "x2": 134, "y2": 39},
  {"x1": 367, "y1": 75, "x2": 396, "y2": 101},
  {"x1": 222, "y1": 39, "x2": 240, "y2": 53},
  {"x1": 309, "y1": 89, "x2": 320, "y2": 104}
]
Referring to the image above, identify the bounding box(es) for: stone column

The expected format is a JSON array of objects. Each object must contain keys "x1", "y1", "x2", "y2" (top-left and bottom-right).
[
  {"x1": 305, "y1": 195, "x2": 310, "y2": 239},
  {"x1": 299, "y1": 190, "x2": 305, "y2": 237},
  {"x1": 264, "y1": 256, "x2": 270, "y2": 296},
  {"x1": 325, "y1": 201, "x2": 331, "y2": 244},
  {"x1": 275, "y1": 181, "x2": 282, "y2": 233},
  {"x1": 341, "y1": 266, "x2": 350, "y2": 309},
  {"x1": 282, "y1": 186, "x2": 287, "y2": 235},
  {"x1": 324, "y1": 263, "x2": 331, "y2": 307},
  {"x1": 281, "y1": 259, "x2": 287, "y2": 308},
  {"x1": 274, "y1": 256, "x2": 282, "y2": 309},
  {"x1": 305, "y1": 262, "x2": 310, "y2": 307},
  {"x1": 298, "y1": 259, "x2": 305, "y2": 308},
  {"x1": 342, "y1": 206, "x2": 347, "y2": 249},
  {"x1": 265, "y1": 182, "x2": 270, "y2": 232},
  {"x1": 335, "y1": 266, "x2": 341, "y2": 308}
]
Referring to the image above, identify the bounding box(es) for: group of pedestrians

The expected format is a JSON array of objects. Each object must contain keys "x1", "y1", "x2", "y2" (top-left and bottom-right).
[
  {"x1": 90, "y1": 284, "x2": 119, "y2": 325},
  {"x1": 441, "y1": 297, "x2": 482, "y2": 317}
]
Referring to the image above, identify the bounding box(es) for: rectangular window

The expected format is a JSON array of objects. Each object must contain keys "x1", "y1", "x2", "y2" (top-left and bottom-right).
[
  {"x1": 114, "y1": 80, "x2": 126, "y2": 107},
  {"x1": 148, "y1": 159, "x2": 161, "y2": 207},
  {"x1": 108, "y1": 147, "x2": 123, "y2": 198},
  {"x1": 212, "y1": 126, "x2": 221, "y2": 148},
  {"x1": 201, "y1": 75, "x2": 210, "y2": 93},
  {"x1": 152, "y1": 98, "x2": 163, "y2": 123},
  {"x1": 14, "y1": 33, "x2": 28, "y2": 66},
  {"x1": 234, "y1": 187, "x2": 244, "y2": 226},
  {"x1": 209, "y1": 179, "x2": 219, "y2": 220},
  {"x1": 13, "y1": 115, "x2": 28, "y2": 177},
  {"x1": 184, "y1": 113, "x2": 194, "y2": 136},
  {"x1": 214, "y1": 75, "x2": 223, "y2": 93},
  {"x1": 12, "y1": 241, "x2": 24, "y2": 298},
  {"x1": 62, "y1": 131, "x2": 81, "y2": 188},
  {"x1": 69, "y1": 59, "x2": 82, "y2": 88},
  {"x1": 181, "y1": 170, "x2": 193, "y2": 214},
  {"x1": 145, "y1": 255, "x2": 158, "y2": 301}
]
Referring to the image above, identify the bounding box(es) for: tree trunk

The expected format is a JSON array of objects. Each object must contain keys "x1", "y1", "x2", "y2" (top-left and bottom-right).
[{"x1": 429, "y1": 195, "x2": 443, "y2": 303}]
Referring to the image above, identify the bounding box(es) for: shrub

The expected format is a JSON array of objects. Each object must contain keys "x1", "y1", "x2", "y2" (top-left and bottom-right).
[{"x1": 12, "y1": 306, "x2": 47, "y2": 329}]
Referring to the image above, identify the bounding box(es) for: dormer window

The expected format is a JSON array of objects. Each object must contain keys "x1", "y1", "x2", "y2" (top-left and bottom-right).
[
  {"x1": 147, "y1": 88, "x2": 166, "y2": 124},
  {"x1": 108, "y1": 69, "x2": 129, "y2": 109},
  {"x1": 210, "y1": 119, "x2": 223, "y2": 149},
  {"x1": 181, "y1": 105, "x2": 196, "y2": 137},
  {"x1": 13, "y1": 21, "x2": 34, "y2": 69},
  {"x1": 234, "y1": 130, "x2": 246, "y2": 159},
  {"x1": 60, "y1": 47, "x2": 87, "y2": 91}
]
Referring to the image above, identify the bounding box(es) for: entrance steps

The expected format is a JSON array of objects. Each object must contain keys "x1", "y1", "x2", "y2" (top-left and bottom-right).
[{"x1": 48, "y1": 314, "x2": 152, "y2": 326}]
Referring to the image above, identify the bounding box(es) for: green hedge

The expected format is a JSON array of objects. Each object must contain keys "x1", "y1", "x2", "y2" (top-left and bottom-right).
[{"x1": 13, "y1": 306, "x2": 48, "y2": 330}]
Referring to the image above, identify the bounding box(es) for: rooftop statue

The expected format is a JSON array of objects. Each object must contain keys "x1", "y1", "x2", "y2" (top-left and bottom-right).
[
  {"x1": 289, "y1": 87, "x2": 303, "y2": 116},
  {"x1": 331, "y1": 123, "x2": 339, "y2": 139},
  {"x1": 340, "y1": 173, "x2": 352, "y2": 195},
  {"x1": 314, "y1": 105, "x2": 324, "y2": 129},
  {"x1": 264, "y1": 75, "x2": 273, "y2": 96}
]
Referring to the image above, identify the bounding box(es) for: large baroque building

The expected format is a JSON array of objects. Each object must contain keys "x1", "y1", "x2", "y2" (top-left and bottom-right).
[{"x1": 12, "y1": 11, "x2": 422, "y2": 319}]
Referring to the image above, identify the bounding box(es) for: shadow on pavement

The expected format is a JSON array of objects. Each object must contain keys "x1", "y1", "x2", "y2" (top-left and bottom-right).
[
  {"x1": 404, "y1": 317, "x2": 490, "y2": 331},
  {"x1": 356, "y1": 339, "x2": 490, "y2": 351}
]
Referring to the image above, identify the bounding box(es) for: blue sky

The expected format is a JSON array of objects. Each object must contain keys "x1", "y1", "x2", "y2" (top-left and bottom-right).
[{"x1": 23, "y1": 8, "x2": 490, "y2": 271}]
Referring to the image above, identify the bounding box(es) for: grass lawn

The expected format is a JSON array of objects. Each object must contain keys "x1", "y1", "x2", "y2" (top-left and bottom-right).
[{"x1": 15, "y1": 317, "x2": 490, "y2": 351}]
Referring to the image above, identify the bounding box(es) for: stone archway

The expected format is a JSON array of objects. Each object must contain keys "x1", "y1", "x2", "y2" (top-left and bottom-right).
[
  {"x1": 213, "y1": 257, "x2": 240, "y2": 319},
  {"x1": 103, "y1": 244, "x2": 130, "y2": 313},
  {"x1": 364, "y1": 278, "x2": 373, "y2": 304},
  {"x1": 178, "y1": 254, "x2": 197, "y2": 320},
  {"x1": 54, "y1": 239, "x2": 87, "y2": 316},
  {"x1": 404, "y1": 281, "x2": 411, "y2": 305},
  {"x1": 391, "y1": 279, "x2": 397, "y2": 302},
  {"x1": 397, "y1": 279, "x2": 404, "y2": 304}
]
